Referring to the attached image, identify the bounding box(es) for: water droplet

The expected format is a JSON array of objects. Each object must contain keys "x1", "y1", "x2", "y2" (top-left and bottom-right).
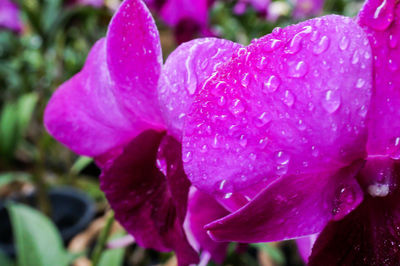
[
  {"x1": 311, "y1": 146, "x2": 319, "y2": 157},
  {"x1": 249, "y1": 153, "x2": 257, "y2": 160},
  {"x1": 356, "y1": 78, "x2": 366, "y2": 88},
  {"x1": 358, "y1": 105, "x2": 368, "y2": 117},
  {"x1": 285, "y1": 26, "x2": 312, "y2": 54},
  {"x1": 322, "y1": 90, "x2": 341, "y2": 113},
  {"x1": 332, "y1": 185, "x2": 357, "y2": 220},
  {"x1": 218, "y1": 96, "x2": 226, "y2": 106},
  {"x1": 308, "y1": 102, "x2": 315, "y2": 111},
  {"x1": 239, "y1": 135, "x2": 247, "y2": 147},
  {"x1": 229, "y1": 99, "x2": 245, "y2": 115},
  {"x1": 352, "y1": 51, "x2": 360, "y2": 64},
  {"x1": 264, "y1": 39, "x2": 283, "y2": 52},
  {"x1": 389, "y1": 34, "x2": 398, "y2": 48},
  {"x1": 258, "y1": 137, "x2": 269, "y2": 149},
  {"x1": 237, "y1": 47, "x2": 247, "y2": 57},
  {"x1": 313, "y1": 35, "x2": 330, "y2": 55},
  {"x1": 224, "y1": 192, "x2": 233, "y2": 199},
  {"x1": 339, "y1": 35, "x2": 350, "y2": 50},
  {"x1": 212, "y1": 134, "x2": 220, "y2": 148},
  {"x1": 263, "y1": 75, "x2": 281, "y2": 93},
  {"x1": 288, "y1": 61, "x2": 308, "y2": 78},
  {"x1": 182, "y1": 151, "x2": 192, "y2": 163},
  {"x1": 255, "y1": 112, "x2": 272, "y2": 127},
  {"x1": 283, "y1": 90, "x2": 295, "y2": 107},
  {"x1": 275, "y1": 151, "x2": 290, "y2": 165},
  {"x1": 297, "y1": 119, "x2": 306, "y2": 131},
  {"x1": 241, "y1": 73, "x2": 250, "y2": 87},
  {"x1": 368, "y1": 0, "x2": 395, "y2": 31},
  {"x1": 200, "y1": 144, "x2": 208, "y2": 153},
  {"x1": 256, "y1": 56, "x2": 267, "y2": 69},
  {"x1": 200, "y1": 59, "x2": 209, "y2": 70},
  {"x1": 218, "y1": 179, "x2": 227, "y2": 191},
  {"x1": 389, "y1": 59, "x2": 398, "y2": 72},
  {"x1": 275, "y1": 165, "x2": 288, "y2": 175}
]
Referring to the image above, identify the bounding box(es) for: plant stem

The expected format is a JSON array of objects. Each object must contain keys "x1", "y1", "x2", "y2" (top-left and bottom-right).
[{"x1": 91, "y1": 211, "x2": 115, "y2": 266}]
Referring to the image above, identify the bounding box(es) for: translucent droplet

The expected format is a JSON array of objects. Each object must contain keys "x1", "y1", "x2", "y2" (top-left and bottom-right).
[
  {"x1": 352, "y1": 51, "x2": 360, "y2": 64},
  {"x1": 389, "y1": 59, "x2": 398, "y2": 72},
  {"x1": 283, "y1": 90, "x2": 295, "y2": 107},
  {"x1": 297, "y1": 119, "x2": 306, "y2": 131},
  {"x1": 356, "y1": 78, "x2": 366, "y2": 88},
  {"x1": 239, "y1": 135, "x2": 247, "y2": 147},
  {"x1": 288, "y1": 61, "x2": 308, "y2": 78},
  {"x1": 389, "y1": 34, "x2": 398, "y2": 48},
  {"x1": 255, "y1": 112, "x2": 272, "y2": 127},
  {"x1": 218, "y1": 179, "x2": 227, "y2": 191},
  {"x1": 241, "y1": 73, "x2": 250, "y2": 87},
  {"x1": 212, "y1": 134, "x2": 220, "y2": 148},
  {"x1": 275, "y1": 151, "x2": 290, "y2": 165},
  {"x1": 200, "y1": 59, "x2": 209, "y2": 70},
  {"x1": 229, "y1": 99, "x2": 245, "y2": 115},
  {"x1": 311, "y1": 146, "x2": 319, "y2": 157},
  {"x1": 322, "y1": 90, "x2": 341, "y2": 113},
  {"x1": 313, "y1": 35, "x2": 330, "y2": 55},
  {"x1": 358, "y1": 105, "x2": 368, "y2": 117},
  {"x1": 200, "y1": 144, "x2": 208, "y2": 153},
  {"x1": 264, "y1": 39, "x2": 283, "y2": 52},
  {"x1": 368, "y1": 0, "x2": 395, "y2": 31},
  {"x1": 218, "y1": 96, "x2": 226, "y2": 106},
  {"x1": 332, "y1": 185, "x2": 357, "y2": 220},
  {"x1": 339, "y1": 35, "x2": 350, "y2": 50},
  {"x1": 182, "y1": 151, "x2": 192, "y2": 163},
  {"x1": 256, "y1": 56, "x2": 267, "y2": 69},
  {"x1": 263, "y1": 75, "x2": 281, "y2": 93},
  {"x1": 285, "y1": 26, "x2": 312, "y2": 54}
]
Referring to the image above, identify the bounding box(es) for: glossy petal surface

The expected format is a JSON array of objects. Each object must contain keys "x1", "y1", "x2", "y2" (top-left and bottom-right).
[
  {"x1": 184, "y1": 187, "x2": 229, "y2": 263},
  {"x1": 309, "y1": 187, "x2": 400, "y2": 265},
  {"x1": 296, "y1": 234, "x2": 318, "y2": 263},
  {"x1": 100, "y1": 131, "x2": 198, "y2": 265},
  {"x1": 158, "y1": 38, "x2": 242, "y2": 139},
  {"x1": 183, "y1": 15, "x2": 372, "y2": 196},
  {"x1": 206, "y1": 161, "x2": 364, "y2": 242},
  {"x1": 357, "y1": 0, "x2": 400, "y2": 158},
  {"x1": 44, "y1": 39, "x2": 150, "y2": 156},
  {"x1": 107, "y1": 0, "x2": 164, "y2": 126}
]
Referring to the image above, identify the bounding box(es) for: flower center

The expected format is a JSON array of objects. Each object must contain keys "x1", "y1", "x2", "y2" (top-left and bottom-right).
[{"x1": 358, "y1": 156, "x2": 400, "y2": 198}]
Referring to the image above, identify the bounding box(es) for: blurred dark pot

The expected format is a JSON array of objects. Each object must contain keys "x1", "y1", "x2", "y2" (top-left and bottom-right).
[{"x1": 0, "y1": 186, "x2": 95, "y2": 256}]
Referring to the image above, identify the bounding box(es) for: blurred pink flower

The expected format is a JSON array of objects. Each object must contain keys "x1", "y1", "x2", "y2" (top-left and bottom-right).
[{"x1": 0, "y1": 0, "x2": 23, "y2": 33}]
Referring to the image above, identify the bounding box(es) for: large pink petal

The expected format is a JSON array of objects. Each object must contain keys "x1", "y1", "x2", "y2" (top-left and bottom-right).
[
  {"x1": 206, "y1": 161, "x2": 364, "y2": 242},
  {"x1": 183, "y1": 15, "x2": 372, "y2": 197},
  {"x1": 100, "y1": 130, "x2": 198, "y2": 265},
  {"x1": 296, "y1": 234, "x2": 318, "y2": 263},
  {"x1": 44, "y1": 39, "x2": 154, "y2": 156},
  {"x1": 158, "y1": 38, "x2": 242, "y2": 139},
  {"x1": 106, "y1": 0, "x2": 164, "y2": 126},
  {"x1": 357, "y1": 0, "x2": 400, "y2": 158},
  {"x1": 0, "y1": 0, "x2": 22, "y2": 32},
  {"x1": 309, "y1": 175, "x2": 400, "y2": 265},
  {"x1": 184, "y1": 187, "x2": 229, "y2": 263}
]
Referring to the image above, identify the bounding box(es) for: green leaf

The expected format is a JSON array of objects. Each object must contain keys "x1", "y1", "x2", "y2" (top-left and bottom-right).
[
  {"x1": 70, "y1": 156, "x2": 93, "y2": 175},
  {"x1": 0, "y1": 250, "x2": 14, "y2": 266},
  {"x1": 0, "y1": 172, "x2": 30, "y2": 187},
  {"x1": 16, "y1": 92, "x2": 38, "y2": 137},
  {"x1": 97, "y1": 233, "x2": 126, "y2": 266},
  {"x1": 0, "y1": 102, "x2": 18, "y2": 156},
  {"x1": 251, "y1": 243, "x2": 286, "y2": 265},
  {"x1": 7, "y1": 203, "x2": 69, "y2": 266}
]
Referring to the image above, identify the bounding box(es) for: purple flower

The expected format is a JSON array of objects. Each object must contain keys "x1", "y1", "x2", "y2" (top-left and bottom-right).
[
  {"x1": 233, "y1": 0, "x2": 270, "y2": 15},
  {"x1": 182, "y1": 0, "x2": 400, "y2": 263},
  {"x1": 0, "y1": 0, "x2": 23, "y2": 33},
  {"x1": 144, "y1": 0, "x2": 213, "y2": 43},
  {"x1": 291, "y1": 0, "x2": 324, "y2": 19},
  {"x1": 44, "y1": 0, "x2": 238, "y2": 264}
]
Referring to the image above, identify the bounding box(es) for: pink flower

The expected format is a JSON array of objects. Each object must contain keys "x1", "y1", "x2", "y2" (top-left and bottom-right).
[
  {"x1": 44, "y1": 0, "x2": 238, "y2": 264},
  {"x1": 182, "y1": 0, "x2": 400, "y2": 263},
  {"x1": 66, "y1": 0, "x2": 104, "y2": 7},
  {"x1": 0, "y1": 0, "x2": 23, "y2": 33},
  {"x1": 144, "y1": 0, "x2": 213, "y2": 43}
]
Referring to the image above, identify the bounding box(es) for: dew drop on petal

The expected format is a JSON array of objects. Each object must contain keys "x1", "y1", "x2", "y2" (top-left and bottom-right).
[
  {"x1": 322, "y1": 90, "x2": 341, "y2": 113},
  {"x1": 288, "y1": 61, "x2": 308, "y2": 78},
  {"x1": 239, "y1": 135, "x2": 247, "y2": 147},
  {"x1": 313, "y1": 35, "x2": 330, "y2": 55},
  {"x1": 229, "y1": 99, "x2": 245, "y2": 115},
  {"x1": 275, "y1": 151, "x2": 290, "y2": 165},
  {"x1": 263, "y1": 75, "x2": 281, "y2": 93},
  {"x1": 389, "y1": 34, "x2": 398, "y2": 48},
  {"x1": 255, "y1": 112, "x2": 272, "y2": 127},
  {"x1": 339, "y1": 35, "x2": 350, "y2": 50},
  {"x1": 182, "y1": 151, "x2": 192, "y2": 163},
  {"x1": 332, "y1": 185, "x2": 357, "y2": 220},
  {"x1": 283, "y1": 90, "x2": 295, "y2": 107},
  {"x1": 356, "y1": 78, "x2": 366, "y2": 88}
]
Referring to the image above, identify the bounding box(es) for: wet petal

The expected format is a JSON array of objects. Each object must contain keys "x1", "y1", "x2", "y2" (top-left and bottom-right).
[
  {"x1": 107, "y1": 0, "x2": 164, "y2": 125},
  {"x1": 100, "y1": 131, "x2": 198, "y2": 265},
  {"x1": 184, "y1": 187, "x2": 229, "y2": 263},
  {"x1": 183, "y1": 15, "x2": 372, "y2": 197},
  {"x1": 357, "y1": 0, "x2": 400, "y2": 159},
  {"x1": 309, "y1": 180, "x2": 400, "y2": 265},
  {"x1": 158, "y1": 38, "x2": 242, "y2": 139},
  {"x1": 206, "y1": 161, "x2": 364, "y2": 242},
  {"x1": 44, "y1": 39, "x2": 155, "y2": 156}
]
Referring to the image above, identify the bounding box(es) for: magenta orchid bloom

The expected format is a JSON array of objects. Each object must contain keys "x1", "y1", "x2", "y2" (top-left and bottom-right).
[
  {"x1": 291, "y1": 0, "x2": 324, "y2": 19},
  {"x1": 0, "y1": 0, "x2": 23, "y2": 33},
  {"x1": 182, "y1": 0, "x2": 400, "y2": 263},
  {"x1": 144, "y1": 0, "x2": 213, "y2": 43},
  {"x1": 66, "y1": 0, "x2": 104, "y2": 8},
  {"x1": 44, "y1": 0, "x2": 238, "y2": 264},
  {"x1": 233, "y1": 0, "x2": 270, "y2": 15}
]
